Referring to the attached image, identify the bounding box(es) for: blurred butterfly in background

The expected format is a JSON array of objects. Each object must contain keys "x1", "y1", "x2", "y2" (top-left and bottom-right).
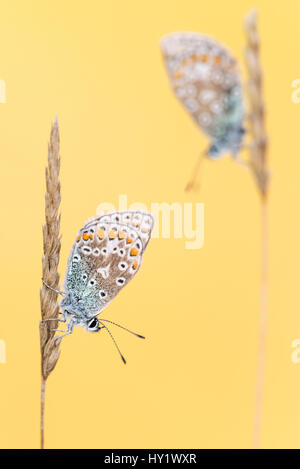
[
  {"x1": 43, "y1": 210, "x2": 154, "y2": 363},
  {"x1": 161, "y1": 32, "x2": 245, "y2": 191}
]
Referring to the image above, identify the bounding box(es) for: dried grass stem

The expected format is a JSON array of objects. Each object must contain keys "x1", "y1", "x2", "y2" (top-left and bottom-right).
[
  {"x1": 244, "y1": 10, "x2": 270, "y2": 449},
  {"x1": 39, "y1": 119, "x2": 62, "y2": 449}
]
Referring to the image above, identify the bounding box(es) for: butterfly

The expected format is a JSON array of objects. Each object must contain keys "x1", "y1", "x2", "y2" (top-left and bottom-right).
[
  {"x1": 161, "y1": 33, "x2": 245, "y2": 190},
  {"x1": 43, "y1": 210, "x2": 154, "y2": 363}
]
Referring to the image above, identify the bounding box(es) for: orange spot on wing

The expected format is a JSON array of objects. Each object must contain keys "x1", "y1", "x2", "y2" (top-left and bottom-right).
[
  {"x1": 126, "y1": 237, "x2": 133, "y2": 244},
  {"x1": 83, "y1": 233, "x2": 89, "y2": 241},
  {"x1": 213, "y1": 56, "x2": 221, "y2": 64},
  {"x1": 108, "y1": 230, "x2": 117, "y2": 239},
  {"x1": 174, "y1": 69, "x2": 183, "y2": 78},
  {"x1": 76, "y1": 235, "x2": 81, "y2": 242},
  {"x1": 201, "y1": 55, "x2": 208, "y2": 62},
  {"x1": 118, "y1": 231, "x2": 126, "y2": 240},
  {"x1": 97, "y1": 229, "x2": 105, "y2": 239},
  {"x1": 130, "y1": 247, "x2": 138, "y2": 256},
  {"x1": 132, "y1": 260, "x2": 138, "y2": 270},
  {"x1": 89, "y1": 234, "x2": 93, "y2": 240}
]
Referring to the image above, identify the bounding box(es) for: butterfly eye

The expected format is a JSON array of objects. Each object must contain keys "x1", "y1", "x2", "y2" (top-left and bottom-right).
[
  {"x1": 119, "y1": 249, "x2": 125, "y2": 257},
  {"x1": 99, "y1": 290, "x2": 107, "y2": 299},
  {"x1": 118, "y1": 262, "x2": 128, "y2": 271},
  {"x1": 93, "y1": 248, "x2": 100, "y2": 256},
  {"x1": 116, "y1": 277, "x2": 125, "y2": 286},
  {"x1": 82, "y1": 273, "x2": 88, "y2": 281},
  {"x1": 88, "y1": 318, "x2": 99, "y2": 330},
  {"x1": 73, "y1": 255, "x2": 80, "y2": 263},
  {"x1": 89, "y1": 279, "x2": 96, "y2": 286},
  {"x1": 101, "y1": 248, "x2": 107, "y2": 255}
]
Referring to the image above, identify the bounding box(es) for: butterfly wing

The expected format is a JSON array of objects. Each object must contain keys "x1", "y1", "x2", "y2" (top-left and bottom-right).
[
  {"x1": 161, "y1": 32, "x2": 244, "y2": 154},
  {"x1": 64, "y1": 211, "x2": 154, "y2": 318}
]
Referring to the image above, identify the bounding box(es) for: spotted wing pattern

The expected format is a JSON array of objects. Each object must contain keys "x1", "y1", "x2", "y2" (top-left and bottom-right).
[
  {"x1": 161, "y1": 33, "x2": 244, "y2": 149},
  {"x1": 64, "y1": 211, "x2": 154, "y2": 318}
]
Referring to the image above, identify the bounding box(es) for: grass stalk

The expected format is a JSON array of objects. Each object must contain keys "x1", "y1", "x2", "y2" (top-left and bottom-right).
[
  {"x1": 39, "y1": 118, "x2": 62, "y2": 449},
  {"x1": 244, "y1": 9, "x2": 270, "y2": 449}
]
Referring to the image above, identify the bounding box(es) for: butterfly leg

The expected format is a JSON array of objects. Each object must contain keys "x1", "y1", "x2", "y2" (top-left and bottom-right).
[
  {"x1": 52, "y1": 318, "x2": 75, "y2": 339},
  {"x1": 185, "y1": 151, "x2": 205, "y2": 192},
  {"x1": 42, "y1": 278, "x2": 65, "y2": 296},
  {"x1": 42, "y1": 309, "x2": 67, "y2": 324},
  {"x1": 241, "y1": 143, "x2": 254, "y2": 151},
  {"x1": 42, "y1": 316, "x2": 66, "y2": 323},
  {"x1": 232, "y1": 153, "x2": 249, "y2": 167}
]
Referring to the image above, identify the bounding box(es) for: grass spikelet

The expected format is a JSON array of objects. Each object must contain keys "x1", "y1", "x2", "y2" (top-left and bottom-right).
[
  {"x1": 244, "y1": 9, "x2": 269, "y2": 198},
  {"x1": 39, "y1": 118, "x2": 62, "y2": 449}
]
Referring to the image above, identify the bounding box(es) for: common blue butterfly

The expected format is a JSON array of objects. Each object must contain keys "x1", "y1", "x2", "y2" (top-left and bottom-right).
[
  {"x1": 161, "y1": 33, "x2": 245, "y2": 160},
  {"x1": 43, "y1": 210, "x2": 154, "y2": 363}
]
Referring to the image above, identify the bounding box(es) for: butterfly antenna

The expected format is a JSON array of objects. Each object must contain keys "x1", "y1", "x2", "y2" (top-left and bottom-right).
[
  {"x1": 185, "y1": 150, "x2": 206, "y2": 193},
  {"x1": 99, "y1": 321, "x2": 127, "y2": 364},
  {"x1": 100, "y1": 318, "x2": 145, "y2": 339}
]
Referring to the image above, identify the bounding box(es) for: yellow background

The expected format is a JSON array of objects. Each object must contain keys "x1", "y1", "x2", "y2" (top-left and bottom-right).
[{"x1": 0, "y1": 0, "x2": 299, "y2": 449}]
